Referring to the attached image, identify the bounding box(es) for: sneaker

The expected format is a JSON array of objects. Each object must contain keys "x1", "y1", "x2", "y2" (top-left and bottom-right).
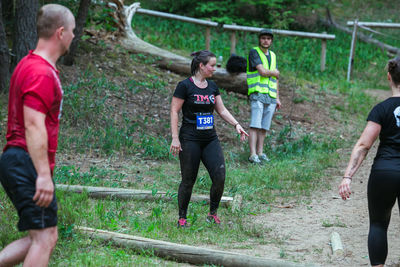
[
  {"x1": 248, "y1": 154, "x2": 261, "y2": 164},
  {"x1": 177, "y1": 218, "x2": 188, "y2": 228},
  {"x1": 206, "y1": 213, "x2": 221, "y2": 224},
  {"x1": 258, "y1": 153, "x2": 270, "y2": 162}
]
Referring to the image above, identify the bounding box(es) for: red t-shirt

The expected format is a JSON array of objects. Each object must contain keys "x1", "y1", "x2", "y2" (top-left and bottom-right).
[{"x1": 4, "y1": 50, "x2": 63, "y2": 173}]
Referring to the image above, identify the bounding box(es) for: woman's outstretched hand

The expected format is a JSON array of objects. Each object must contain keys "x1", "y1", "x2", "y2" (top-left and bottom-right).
[
  {"x1": 235, "y1": 124, "x2": 249, "y2": 142},
  {"x1": 339, "y1": 177, "x2": 352, "y2": 200}
]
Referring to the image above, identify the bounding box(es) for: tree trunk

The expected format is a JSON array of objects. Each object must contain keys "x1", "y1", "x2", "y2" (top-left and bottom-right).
[
  {"x1": 11, "y1": 0, "x2": 38, "y2": 70},
  {"x1": 109, "y1": 0, "x2": 248, "y2": 95},
  {"x1": 0, "y1": 0, "x2": 10, "y2": 92},
  {"x1": 63, "y1": 0, "x2": 91, "y2": 66}
]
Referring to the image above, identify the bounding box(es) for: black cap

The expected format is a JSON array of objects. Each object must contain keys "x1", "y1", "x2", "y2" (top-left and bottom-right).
[{"x1": 259, "y1": 29, "x2": 273, "y2": 38}]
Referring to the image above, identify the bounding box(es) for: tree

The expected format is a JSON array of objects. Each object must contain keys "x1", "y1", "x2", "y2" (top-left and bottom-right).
[
  {"x1": 0, "y1": 0, "x2": 10, "y2": 92},
  {"x1": 63, "y1": 0, "x2": 91, "y2": 66},
  {"x1": 11, "y1": 0, "x2": 38, "y2": 70}
]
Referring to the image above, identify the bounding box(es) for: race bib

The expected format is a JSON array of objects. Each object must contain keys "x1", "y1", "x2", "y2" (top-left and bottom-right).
[{"x1": 196, "y1": 114, "x2": 214, "y2": 130}]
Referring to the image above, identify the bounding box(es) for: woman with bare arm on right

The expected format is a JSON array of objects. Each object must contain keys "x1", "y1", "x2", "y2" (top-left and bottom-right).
[{"x1": 339, "y1": 57, "x2": 400, "y2": 267}]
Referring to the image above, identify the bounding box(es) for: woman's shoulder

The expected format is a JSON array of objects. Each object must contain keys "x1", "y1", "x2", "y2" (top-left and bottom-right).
[
  {"x1": 378, "y1": 97, "x2": 400, "y2": 107},
  {"x1": 176, "y1": 77, "x2": 193, "y2": 88}
]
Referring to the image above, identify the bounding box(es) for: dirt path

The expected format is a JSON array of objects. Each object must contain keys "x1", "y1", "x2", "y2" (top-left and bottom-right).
[
  {"x1": 246, "y1": 145, "x2": 400, "y2": 266},
  {"x1": 229, "y1": 89, "x2": 400, "y2": 266}
]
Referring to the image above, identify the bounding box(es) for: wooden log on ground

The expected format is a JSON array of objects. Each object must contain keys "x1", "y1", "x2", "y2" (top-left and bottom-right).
[
  {"x1": 77, "y1": 226, "x2": 317, "y2": 267},
  {"x1": 321, "y1": 9, "x2": 400, "y2": 56},
  {"x1": 108, "y1": 0, "x2": 247, "y2": 95},
  {"x1": 330, "y1": 232, "x2": 344, "y2": 257},
  {"x1": 56, "y1": 184, "x2": 233, "y2": 206}
]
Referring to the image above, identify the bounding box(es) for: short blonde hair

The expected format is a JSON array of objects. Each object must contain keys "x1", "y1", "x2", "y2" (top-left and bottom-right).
[{"x1": 36, "y1": 4, "x2": 73, "y2": 39}]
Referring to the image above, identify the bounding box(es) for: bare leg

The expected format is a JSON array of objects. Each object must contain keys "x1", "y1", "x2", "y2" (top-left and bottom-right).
[
  {"x1": 249, "y1": 128, "x2": 258, "y2": 156},
  {"x1": 256, "y1": 129, "x2": 267, "y2": 155},
  {"x1": 23, "y1": 226, "x2": 58, "y2": 267},
  {"x1": 0, "y1": 236, "x2": 32, "y2": 267}
]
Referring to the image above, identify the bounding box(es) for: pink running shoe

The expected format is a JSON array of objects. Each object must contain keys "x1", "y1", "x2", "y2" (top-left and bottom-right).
[
  {"x1": 206, "y1": 213, "x2": 221, "y2": 224},
  {"x1": 177, "y1": 218, "x2": 188, "y2": 228}
]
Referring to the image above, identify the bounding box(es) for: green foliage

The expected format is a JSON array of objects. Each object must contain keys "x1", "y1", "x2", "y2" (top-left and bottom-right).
[
  {"x1": 139, "y1": 0, "x2": 323, "y2": 29},
  {"x1": 88, "y1": 2, "x2": 118, "y2": 32}
]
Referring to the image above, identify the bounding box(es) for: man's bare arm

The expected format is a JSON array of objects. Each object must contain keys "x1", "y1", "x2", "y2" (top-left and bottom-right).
[{"x1": 24, "y1": 105, "x2": 54, "y2": 208}]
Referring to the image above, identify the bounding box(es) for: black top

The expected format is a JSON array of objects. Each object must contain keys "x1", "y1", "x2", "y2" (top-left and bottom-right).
[
  {"x1": 248, "y1": 48, "x2": 276, "y2": 72},
  {"x1": 173, "y1": 77, "x2": 220, "y2": 141},
  {"x1": 367, "y1": 97, "x2": 400, "y2": 171}
]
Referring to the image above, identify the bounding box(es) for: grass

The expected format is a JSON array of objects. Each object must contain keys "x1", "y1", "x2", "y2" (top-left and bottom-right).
[{"x1": 0, "y1": 0, "x2": 392, "y2": 265}]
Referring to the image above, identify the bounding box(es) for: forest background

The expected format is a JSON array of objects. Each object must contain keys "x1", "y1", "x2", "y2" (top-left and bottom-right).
[{"x1": 0, "y1": 0, "x2": 400, "y2": 265}]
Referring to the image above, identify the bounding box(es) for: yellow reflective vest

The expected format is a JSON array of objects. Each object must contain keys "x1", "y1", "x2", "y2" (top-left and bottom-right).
[{"x1": 246, "y1": 47, "x2": 277, "y2": 98}]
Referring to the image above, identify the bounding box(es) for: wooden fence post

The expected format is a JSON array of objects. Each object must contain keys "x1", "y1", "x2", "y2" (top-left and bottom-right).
[
  {"x1": 320, "y1": 32, "x2": 327, "y2": 72},
  {"x1": 230, "y1": 23, "x2": 236, "y2": 55},
  {"x1": 347, "y1": 19, "x2": 358, "y2": 82},
  {"x1": 205, "y1": 26, "x2": 211, "y2": 50}
]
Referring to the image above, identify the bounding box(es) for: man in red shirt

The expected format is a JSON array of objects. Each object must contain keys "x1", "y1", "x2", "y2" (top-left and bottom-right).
[{"x1": 0, "y1": 4, "x2": 75, "y2": 266}]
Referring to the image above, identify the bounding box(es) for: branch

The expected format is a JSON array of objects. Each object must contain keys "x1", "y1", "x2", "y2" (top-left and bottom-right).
[{"x1": 126, "y1": 2, "x2": 140, "y2": 27}]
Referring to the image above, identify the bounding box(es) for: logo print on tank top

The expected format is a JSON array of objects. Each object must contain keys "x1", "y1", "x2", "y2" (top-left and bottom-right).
[
  {"x1": 394, "y1": 106, "x2": 400, "y2": 127},
  {"x1": 194, "y1": 94, "x2": 215, "y2": 104}
]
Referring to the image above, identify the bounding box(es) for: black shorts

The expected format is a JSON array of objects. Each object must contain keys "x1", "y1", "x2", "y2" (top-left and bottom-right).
[{"x1": 0, "y1": 147, "x2": 57, "y2": 231}]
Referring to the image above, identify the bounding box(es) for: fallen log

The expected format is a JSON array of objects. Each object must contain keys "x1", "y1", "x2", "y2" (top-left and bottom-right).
[
  {"x1": 321, "y1": 9, "x2": 400, "y2": 56},
  {"x1": 77, "y1": 226, "x2": 317, "y2": 267},
  {"x1": 108, "y1": 0, "x2": 248, "y2": 94},
  {"x1": 56, "y1": 184, "x2": 233, "y2": 206},
  {"x1": 330, "y1": 231, "x2": 344, "y2": 258}
]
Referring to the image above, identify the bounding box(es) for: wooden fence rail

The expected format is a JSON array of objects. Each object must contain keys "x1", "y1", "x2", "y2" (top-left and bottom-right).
[
  {"x1": 135, "y1": 7, "x2": 335, "y2": 71},
  {"x1": 347, "y1": 21, "x2": 400, "y2": 28},
  {"x1": 346, "y1": 20, "x2": 400, "y2": 81}
]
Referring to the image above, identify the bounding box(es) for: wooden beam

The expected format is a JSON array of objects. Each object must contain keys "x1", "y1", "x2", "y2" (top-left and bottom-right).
[
  {"x1": 347, "y1": 21, "x2": 400, "y2": 28},
  {"x1": 230, "y1": 27, "x2": 236, "y2": 54},
  {"x1": 321, "y1": 33, "x2": 327, "y2": 72},
  {"x1": 223, "y1": 24, "x2": 335, "y2": 40},
  {"x1": 205, "y1": 26, "x2": 211, "y2": 50},
  {"x1": 135, "y1": 7, "x2": 336, "y2": 40},
  {"x1": 330, "y1": 232, "x2": 344, "y2": 257},
  {"x1": 77, "y1": 226, "x2": 317, "y2": 267},
  {"x1": 56, "y1": 184, "x2": 233, "y2": 206}
]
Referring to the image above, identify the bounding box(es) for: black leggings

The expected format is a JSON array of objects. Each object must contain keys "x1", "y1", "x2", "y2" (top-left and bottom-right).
[
  {"x1": 178, "y1": 138, "x2": 225, "y2": 219},
  {"x1": 367, "y1": 170, "x2": 400, "y2": 265}
]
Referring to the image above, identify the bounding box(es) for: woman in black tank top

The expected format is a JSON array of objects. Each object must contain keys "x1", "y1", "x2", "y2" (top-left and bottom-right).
[
  {"x1": 339, "y1": 57, "x2": 400, "y2": 267},
  {"x1": 170, "y1": 50, "x2": 248, "y2": 228}
]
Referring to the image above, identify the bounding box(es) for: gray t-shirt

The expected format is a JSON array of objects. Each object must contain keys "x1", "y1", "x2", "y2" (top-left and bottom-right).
[{"x1": 248, "y1": 48, "x2": 277, "y2": 104}]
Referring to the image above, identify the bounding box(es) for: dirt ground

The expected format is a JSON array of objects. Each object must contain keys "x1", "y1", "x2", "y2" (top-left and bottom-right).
[{"x1": 222, "y1": 89, "x2": 400, "y2": 266}]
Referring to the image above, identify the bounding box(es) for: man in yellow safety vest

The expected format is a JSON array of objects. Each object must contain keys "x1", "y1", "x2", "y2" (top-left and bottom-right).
[{"x1": 247, "y1": 29, "x2": 281, "y2": 164}]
